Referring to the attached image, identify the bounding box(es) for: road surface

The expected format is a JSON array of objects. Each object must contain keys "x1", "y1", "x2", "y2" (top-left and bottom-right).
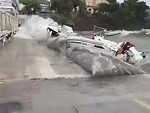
[
  {"x1": 0, "y1": 38, "x2": 87, "y2": 80},
  {"x1": 0, "y1": 37, "x2": 150, "y2": 113},
  {"x1": 0, "y1": 75, "x2": 150, "y2": 113}
]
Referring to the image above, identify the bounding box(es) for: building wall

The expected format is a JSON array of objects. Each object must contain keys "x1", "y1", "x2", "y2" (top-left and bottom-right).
[
  {"x1": 85, "y1": 0, "x2": 108, "y2": 7},
  {"x1": 85, "y1": 0, "x2": 108, "y2": 13}
]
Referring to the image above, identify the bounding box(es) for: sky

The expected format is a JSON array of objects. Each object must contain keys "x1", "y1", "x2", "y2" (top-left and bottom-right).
[{"x1": 117, "y1": 0, "x2": 150, "y2": 6}]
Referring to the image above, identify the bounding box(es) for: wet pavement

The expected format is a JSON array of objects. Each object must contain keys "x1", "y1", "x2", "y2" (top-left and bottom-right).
[
  {"x1": 0, "y1": 75, "x2": 150, "y2": 113},
  {"x1": 0, "y1": 37, "x2": 150, "y2": 113},
  {"x1": 0, "y1": 38, "x2": 87, "y2": 80}
]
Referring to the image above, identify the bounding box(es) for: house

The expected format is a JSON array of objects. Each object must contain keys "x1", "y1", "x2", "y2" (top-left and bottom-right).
[{"x1": 85, "y1": 0, "x2": 109, "y2": 13}]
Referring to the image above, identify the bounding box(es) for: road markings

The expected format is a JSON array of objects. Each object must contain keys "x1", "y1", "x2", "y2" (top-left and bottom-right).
[{"x1": 134, "y1": 98, "x2": 150, "y2": 111}]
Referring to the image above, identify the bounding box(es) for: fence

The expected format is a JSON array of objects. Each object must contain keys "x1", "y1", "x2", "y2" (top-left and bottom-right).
[
  {"x1": 0, "y1": 12, "x2": 18, "y2": 45},
  {"x1": 0, "y1": 12, "x2": 18, "y2": 34}
]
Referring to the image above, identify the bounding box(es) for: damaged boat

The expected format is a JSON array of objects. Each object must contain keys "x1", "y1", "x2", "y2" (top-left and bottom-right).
[{"x1": 47, "y1": 25, "x2": 146, "y2": 65}]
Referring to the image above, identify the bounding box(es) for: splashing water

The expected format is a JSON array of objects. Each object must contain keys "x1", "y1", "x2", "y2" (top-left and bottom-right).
[
  {"x1": 120, "y1": 30, "x2": 141, "y2": 37},
  {"x1": 92, "y1": 55, "x2": 116, "y2": 75},
  {"x1": 15, "y1": 15, "x2": 59, "y2": 40},
  {"x1": 15, "y1": 15, "x2": 146, "y2": 77},
  {"x1": 48, "y1": 37, "x2": 145, "y2": 76}
]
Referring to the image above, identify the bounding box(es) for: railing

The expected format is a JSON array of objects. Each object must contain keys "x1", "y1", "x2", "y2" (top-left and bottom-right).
[
  {"x1": 0, "y1": 12, "x2": 18, "y2": 45},
  {"x1": 0, "y1": 12, "x2": 18, "y2": 32}
]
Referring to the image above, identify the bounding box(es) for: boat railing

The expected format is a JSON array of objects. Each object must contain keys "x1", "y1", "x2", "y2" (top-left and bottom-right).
[{"x1": 93, "y1": 25, "x2": 106, "y2": 37}]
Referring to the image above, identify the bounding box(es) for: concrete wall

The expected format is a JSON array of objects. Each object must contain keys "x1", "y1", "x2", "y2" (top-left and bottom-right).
[{"x1": 85, "y1": 0, "x2": 108, "y2": 7}]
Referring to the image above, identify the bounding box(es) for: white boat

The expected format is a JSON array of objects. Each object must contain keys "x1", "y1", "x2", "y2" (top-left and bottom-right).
[
  {"x1": 47, "y1": 25, "x2": 145, "y2": 65},
  {"x1": 88, "y1": 35, "x2": 145, "y2": 64}
]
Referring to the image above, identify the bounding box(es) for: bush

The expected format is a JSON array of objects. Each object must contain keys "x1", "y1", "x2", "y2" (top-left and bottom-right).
[
  {"x1": 78, "y1": 0, "x2": 87, "y2": 17},
  {"x1": 94, "y1": 0, "x2": 149, "y2": 30},
  {"x1": 22, "y1": 0, "x2": 41, "y2": 13},
  {"x1": 51, "y1": 14, "x2": 75, "y2": 28},
  {"x1": 145, "y1": 19, "x2": 150, "y2": 29}
]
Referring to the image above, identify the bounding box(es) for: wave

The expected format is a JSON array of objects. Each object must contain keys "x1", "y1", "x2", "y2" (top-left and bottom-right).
[
  {"x1": 15, "y1": 15, "x2": 59, "y2": 40},
  {"x1": 140, "y1": 63, "x2": 150, "y2": 73},
  {"x1": 119, "y1": 30, "x2": 142, "y2": 37},
  {"x1": 47, "y1": 37, "x2": 145, "y2": 76},
  {"x1": 15, "y1": 15, "x2": 146, "y2": 78},
  {"x1": 142, "y1": 29, "x2": 150, "y2": 35}
]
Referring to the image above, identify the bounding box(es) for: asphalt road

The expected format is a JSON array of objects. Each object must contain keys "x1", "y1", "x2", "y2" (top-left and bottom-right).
[
  {"x1": 0, "y1": 38, "x2": 87, "y2": 80},
  {"x1": 1, "y1": 75, "x2": 150, "y2": 113},
  {"x1": 0, "y1": 38, "x2": 150, "y2": 113}
]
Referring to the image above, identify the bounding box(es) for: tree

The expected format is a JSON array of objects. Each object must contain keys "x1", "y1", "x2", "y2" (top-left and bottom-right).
[
  {"x1": 78, "y1": 0, "x2": 87, "y2": 16},
  {"x1": 22, "y1": 0, "x2": 41, "y2": 14},
  {"x1": 51, "y1": 0, "x2": 60, "y2": 11},
  {"x1": 94, "y1": 0, "x2": 149, "y2": 30},
  {"x1": 94, "y1": 1, "x2": 120, "y2": 29},
  {"x1": 51, "y1": 0, "x2": 87, "y2": 16},
  {"x1": 51, "y1": 0, "x2": 74, "y2": 16},
  {"x1": 59, "y1": 0, "x2": 73, "y2": 16},
  {"x1": 72, "y1": 0, "x2": 80, "y2": 10},
  {"x1": 120, "y1": 0, "x2": 149, "y2": 29},
  {"x1": 145, "y1": 19, "x2": 150, "y2": 29}
]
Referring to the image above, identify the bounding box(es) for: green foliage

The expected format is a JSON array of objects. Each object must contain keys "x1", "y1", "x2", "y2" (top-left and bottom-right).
[
  {"x1": 51, "y1": 0, "x2": 86, "y2": 16},
  {"x1": 51, "y1": 0, "x2": 83, "y2": 27},
  {"x1": 145, "y1": 19, "x2": 150, "y2": 29},
  {"x1": 51, "y1": 14, "x2": 74, "y2": 28},
  {"x1": 72, "y1": 0, "x2": 80, "y2": 9},
  {"x1": 94, "y1": 0, "x2": 149, "y2": 30},
  {"x1": 51, "y1": 0, "x2": 73, "y2": 16},
  {"x1": 22, "y1": 0, "x2": 41, "y2": 12},
  {"x1": 78, "y1": 0, "x2": 87, "y2": 17}
]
